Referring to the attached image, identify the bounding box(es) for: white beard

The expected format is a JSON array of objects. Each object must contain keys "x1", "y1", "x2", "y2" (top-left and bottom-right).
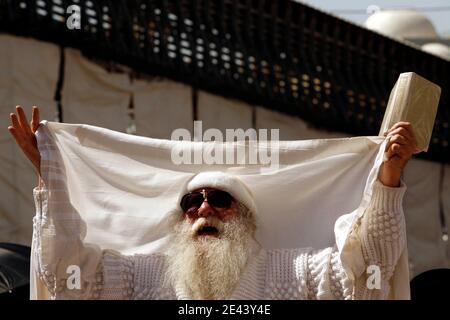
[{"x1": 165, "y1": 206, "x2": 257, "y2": 300}]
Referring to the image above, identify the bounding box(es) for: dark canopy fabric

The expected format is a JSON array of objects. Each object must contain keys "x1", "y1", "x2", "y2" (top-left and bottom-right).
[
  {"x1": 410, "y1": 268, "x2": 450, "y2": 300},
  {"x1": 0, "y1": 243, "x2": 30, "y2": 299}
]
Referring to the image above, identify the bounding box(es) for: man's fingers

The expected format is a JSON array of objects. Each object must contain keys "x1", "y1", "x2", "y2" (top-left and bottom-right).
[
  {"x1": 392, "y1": 143, "x2": 403, "y2": 154},
  {"x1": 385, "y1": 142, "x2": 414, "y2": 160},
  {"x1": 384, "y1": 122, "x2": 419, "y2": 155},
  {"x1": 16, "y1": 105, "x2": 29, "y2": 126},
  {"x1": 386, "y1": 143, "x2": 402, "y2": 160},
  {"x1": 16, "y1": 105, "x2": 33, "y2": 136},
  {"x1": 386, "y1": 126, "x2": 412, "y2": 138},
  {"x1": 8, "y1": 126, "x2": 18, "y2": 139},
  {"x1": 10, "y1": 113, "x2": 21, "y2": 129},
  {"x1": 385, "y1": 121, "x2": 412, "y2": 133},
  {"x1": 384, "y1": 134, "x2": 408, "y2": 152},
  {"x1": 386, "y1": 127, "x2": 414, "y2": 142},
  {"x1": 385, "y1": 122, "x2": 417, "y2": 140},
  {"x1": 31, "y1": 106, "x2": 40, "y2": 132},
  {"x1": 385, "y1": 144, "x2": 396, "y2": 160},
  {"x1": 390, "y1": 134, "x2": 408, "y2": 145},
  {"x1": 8, "y1": 126, "x2": 25, "y2": 147},
  {"x1": 384, "y1": 133, "x2": 418, "y2": 153}
]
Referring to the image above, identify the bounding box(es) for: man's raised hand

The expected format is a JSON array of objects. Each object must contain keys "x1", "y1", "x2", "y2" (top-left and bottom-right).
[
  {"x1": 8, "y1": 106, "x2": 41, "y2": 173},
  {"x1": 378, "y1": 121, "x2": 419, "y2": 187}
]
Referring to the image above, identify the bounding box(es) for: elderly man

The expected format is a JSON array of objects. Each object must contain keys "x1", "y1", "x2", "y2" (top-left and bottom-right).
[{"x1": 9, "y1": 106, "x2": 418, "y2": 300}]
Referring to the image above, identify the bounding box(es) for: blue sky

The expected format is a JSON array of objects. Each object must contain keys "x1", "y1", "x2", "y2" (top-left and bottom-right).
[{"x1": 299, "y1": 0, "x2": 450, "y2": 37}]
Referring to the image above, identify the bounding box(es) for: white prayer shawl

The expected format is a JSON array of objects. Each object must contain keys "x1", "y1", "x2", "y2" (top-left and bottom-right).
[{"x1": 30, "y1": 121, "x2": 410, "y2": 299}]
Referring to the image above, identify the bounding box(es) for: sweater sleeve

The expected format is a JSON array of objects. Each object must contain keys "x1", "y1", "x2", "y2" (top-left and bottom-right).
[
  {"x1": 32, "y1": 186, "x2": 106, "y2": 299},
  {"x1": 306, "y1": 179, "x2": 407, "y2": 300},
  {"x1": 32, "y1": 187, "x2": 141, "y2": 300},
  {"x1": 305, "y1": 245, "x2": 352, "y2": 299},
  {"x1": 352, "y1": 179, "x2": 407, "y2": 299}
]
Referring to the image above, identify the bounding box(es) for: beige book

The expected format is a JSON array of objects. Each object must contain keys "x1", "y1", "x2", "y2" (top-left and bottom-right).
[{"x1": 379, "y1": 72, "x2": 441, "y2": 152}]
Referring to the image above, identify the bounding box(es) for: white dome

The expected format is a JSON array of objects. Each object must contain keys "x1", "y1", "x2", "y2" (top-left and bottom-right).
[
  {"x1": 365, "y1": 9, "x2": 438, "y2": 40},
  {"x1": 421, "y1": 42, "x2": 450, "y2": 60}
]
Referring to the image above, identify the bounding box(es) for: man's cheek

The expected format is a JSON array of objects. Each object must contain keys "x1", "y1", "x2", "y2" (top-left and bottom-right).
[
  {"x1": 188, "y1": 216, "x2": 198, "y2": 224},
  {"x1": 220, "y1": 209, "x2": 238, "y2": 220},
  {"x1": 184, "y1": 208, "x2": 198, "y2": 221}
]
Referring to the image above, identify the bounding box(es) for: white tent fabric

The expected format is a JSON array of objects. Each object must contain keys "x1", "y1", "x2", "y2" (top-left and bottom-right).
[
  {"x1": 402, "y1": 159, "x2": 448, "y2": 276},
  {"x1": 255, "y1": 107, "x2": 346, "y2": 140},
  {"x1": 133, "y1": 79, "x2": 193, "y2": 138},
  {"x1": 61, "y1": 49, "x2": 131, "y2": 132},
  {"x1": 31, "y1": 121, "x2": 410, "y2": 299},
  {"x1": 0, "y1": 34, "x2": 59, "y2": 245},
  {"x1": 198, "y1": 91, "x2": 253, "y2": 131}
]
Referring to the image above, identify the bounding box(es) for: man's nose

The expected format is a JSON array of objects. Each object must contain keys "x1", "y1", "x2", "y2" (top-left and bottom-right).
[{"x1": 197, "y1": 200, "x2": 214, "y2": 217}]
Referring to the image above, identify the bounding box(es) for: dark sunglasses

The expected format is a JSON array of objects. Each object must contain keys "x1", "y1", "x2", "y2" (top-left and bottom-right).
[{"x1": 180, "y1": 190, "x2": 234, "y2": 212}]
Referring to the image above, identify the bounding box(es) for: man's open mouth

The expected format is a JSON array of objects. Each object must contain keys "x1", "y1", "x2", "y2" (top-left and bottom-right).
[{"x1": 197, "y1": 225, "x2": 219, "y2": 236}]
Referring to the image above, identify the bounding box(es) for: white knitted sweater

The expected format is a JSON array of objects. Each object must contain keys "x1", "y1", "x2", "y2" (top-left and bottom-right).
[{"x1": 32, "y1": 179, "x2": 406, "y2": 300}]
